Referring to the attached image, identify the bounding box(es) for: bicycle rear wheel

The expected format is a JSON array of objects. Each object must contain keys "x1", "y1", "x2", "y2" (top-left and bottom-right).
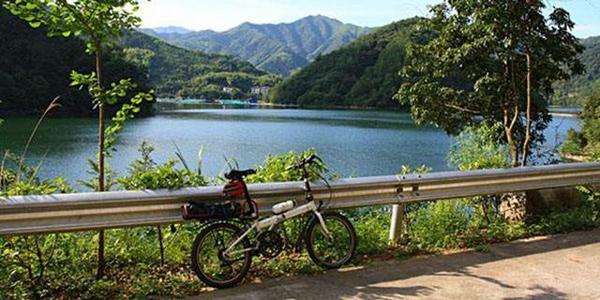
[
  {"x1": 305, "y1": 212, "x2": 357, "y2": 269},
  {"x1": 191, "y1": 222, "x2": 252, "y2": 288}
]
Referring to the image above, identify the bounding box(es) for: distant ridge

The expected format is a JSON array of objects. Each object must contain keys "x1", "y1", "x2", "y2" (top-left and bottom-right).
[
  {"x1": 270, "y1": 17, "x2": 600, "y2": 108},
  {"x1": 119, "y1": 30, "x2": 277, "y2": 99},
  {"x1": 150, "y1": 26, "x2": 192, "y2": 35},
  {"x1": 143, "y1": 15, "x2": 372, "y2": 76},
  {"x1": 553, "y1": 35, "x2": 600, "y2": 106},
  {"x1": 269, "y1": 18, "x2": 421, "y2": 108}
]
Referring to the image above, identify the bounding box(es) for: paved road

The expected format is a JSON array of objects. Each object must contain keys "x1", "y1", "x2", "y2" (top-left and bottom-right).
[{"x1": 199, "y1": 229, "x2": 600, "y2": 299}]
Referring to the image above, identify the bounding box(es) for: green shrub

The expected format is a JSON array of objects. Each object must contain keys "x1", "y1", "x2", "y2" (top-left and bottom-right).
[
  {"x1": 448, "y1": 123, "x2": 510, "y2": 171},
  {"x1": 246, "y1": 149, "x2": 327, "y2": 183},
  {"x1": 529, "y1": 186, "x2": 600, "y2": 234},
  {"x1": 118, "y1": 142, "x2": 207, "y2": 190},
  {"x1": 0, "y1": 154, "x2": 77, "y2": 298},
  {"x1": 407, "y1": 200, "x2": 471, "y2": 250},
  {"x1": 351, "y1": 208, "x2": 391, "y2": 254},
  {"x1": 582, "y1": 93, "x2": 600, "y2": 160},
  {"x1": 560, "y1": 129, "x2": 585, "y2": 155},
  {"x1": 561, "y1": 89, "x2": 600, "y2": 160}
]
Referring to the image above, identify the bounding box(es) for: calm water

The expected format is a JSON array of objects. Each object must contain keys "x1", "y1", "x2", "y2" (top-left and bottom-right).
[{"x1": 0, "y1": 103, "x2": 580, "y2": 189}]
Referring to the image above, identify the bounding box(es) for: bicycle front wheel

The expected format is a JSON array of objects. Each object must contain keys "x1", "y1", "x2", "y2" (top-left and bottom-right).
[
  {"x1": 191, "y1": 222, "x2": 252, "y2": 288},
  {"x1": 305, "y1": 212, "x2": 357, "y2": 269}
]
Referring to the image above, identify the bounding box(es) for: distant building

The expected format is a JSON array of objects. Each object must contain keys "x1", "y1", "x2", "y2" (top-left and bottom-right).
[
  {"x1": 222, "y1": 87, "x2": 235, "y2": 94},
  {"x1": 251, "y1": 86, "x2": 271, "y2": 99}
]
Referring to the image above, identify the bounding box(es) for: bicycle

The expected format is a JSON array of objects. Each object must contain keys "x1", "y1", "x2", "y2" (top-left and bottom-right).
[{"x1": 183, "y1": 154, "x2": 357, "y2": 288}]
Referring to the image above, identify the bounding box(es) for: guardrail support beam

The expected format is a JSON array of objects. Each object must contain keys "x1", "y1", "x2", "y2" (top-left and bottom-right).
[
  {"x1": 1, "y1": 162, "x2": 599, "y2": 236},
  {"x1": 389, "y1": 204, "x2": 405, "y2": 244}
]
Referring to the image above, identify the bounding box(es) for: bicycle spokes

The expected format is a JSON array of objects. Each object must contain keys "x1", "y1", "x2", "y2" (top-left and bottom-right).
[
  {"x1": 308, "y1": 214, "x2": 355, "y2": 268},
  {"x1": 196, "y1": 227, "x2": 247, "y2": 283}
]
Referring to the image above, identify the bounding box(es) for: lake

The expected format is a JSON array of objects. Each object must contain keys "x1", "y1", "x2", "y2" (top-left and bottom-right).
[{"x1": 0, "y1": 103, "x2": 581, "y2": 189}]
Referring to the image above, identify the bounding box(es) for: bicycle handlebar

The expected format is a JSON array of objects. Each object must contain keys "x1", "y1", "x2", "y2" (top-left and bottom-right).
[
  {"x1": 286, "y1": 154, "x2": 323, "y2": 171},
  {"x1": 224, "y1": 169, "x2": 256, "y2": 180}
]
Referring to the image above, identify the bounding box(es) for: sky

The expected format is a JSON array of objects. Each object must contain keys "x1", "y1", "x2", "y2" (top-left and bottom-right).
[{"x1": 138, "y1": 0, "x2": 600, "y2": 38}]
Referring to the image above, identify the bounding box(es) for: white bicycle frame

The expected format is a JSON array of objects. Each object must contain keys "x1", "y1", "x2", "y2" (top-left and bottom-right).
[{"x1": 224, "y1": 200, "x2": 332, "y2": 256}]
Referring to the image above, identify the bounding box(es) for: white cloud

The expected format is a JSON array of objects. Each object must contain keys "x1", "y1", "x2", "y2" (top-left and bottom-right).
[{"x1": 573, "y1": 24, "x2": 597, "y2": 38}]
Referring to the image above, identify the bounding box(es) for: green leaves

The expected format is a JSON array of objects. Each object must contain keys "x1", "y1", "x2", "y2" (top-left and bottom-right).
[
  {"x1": 562, "y1": 87, "x2": 600, "y2": 160},
  {"x1": 246, "y1": 149, "x2": 328, "y2": 184},
  {"x1": 24, "y1": 2, "x2": 39, "y2": 10},
  {"x1": 448, "y1": 123, "x2": 510, "y2": 171},
  {"x1": 119, "y1": 142, "x2": 208, "y2": 190},
  {"x1": 69, "y1": 70, "x2": 155, "y2": 156},
  {"x1": 396, "y1": 0, "x2": 584, "y2": 163},
  {"x1": 104, "y1": 89, "x2": 154, "y2": 155},
  {"x1": 4, "y1": 0, "x2": 143, "y2": 52}
]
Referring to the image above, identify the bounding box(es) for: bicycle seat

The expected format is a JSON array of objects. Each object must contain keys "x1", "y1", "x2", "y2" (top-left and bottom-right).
[{"x1": 225, "y1": 169, "x2": 257, "y2": 180}]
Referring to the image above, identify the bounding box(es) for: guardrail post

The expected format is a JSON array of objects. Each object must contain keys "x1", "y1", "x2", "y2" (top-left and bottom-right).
[{"x1": 389, "y1": 204, "x2": 405, "y2": 244}]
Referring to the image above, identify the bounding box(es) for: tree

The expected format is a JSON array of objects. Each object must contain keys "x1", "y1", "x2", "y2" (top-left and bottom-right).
[
  {"x1": 581, "y1": 89, "x2": 600, "y2": 160},
  {"x1": 4, "y1": 0, "x2": 151, "y2": 278},
  {"x1": 397, "y1": 0, "x2": 584, "y2": 166},
  {"x1": 562, "y1": 85, "x2": 600, "y2": 160}
]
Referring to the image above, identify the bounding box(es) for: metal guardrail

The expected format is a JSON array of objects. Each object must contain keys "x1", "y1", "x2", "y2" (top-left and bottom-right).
[{"x1": 1, "y1": 162, "x2": 599, "y2": 236}]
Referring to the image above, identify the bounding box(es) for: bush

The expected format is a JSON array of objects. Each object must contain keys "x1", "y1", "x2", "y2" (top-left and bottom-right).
[
  {"x1": 561, "y1": 89, "x2": 600, "y2": 160},
  {"x1": 0, "y1": 152, "x2": 77, "y2": 298},
  {"x1": 528, "y1": 186, "x2": 600, "y2": 234},
  {"x1": 350, "y1": 208, "x2": 391, "y2": 254},
  {"x1": 560, "y1": 129, "x2": 586, "y2": 155},
  {"x1": 407, "y1": 200, "x2": 471, "y2": 250},
  {"x1": 246, "y1": 149, "x2": 327, "y2": 183},
  {"x1": 582, "y1": 91, "x2": 600, "y2": 160},
  {"x1": 448, "y1": 123, "x2": 510, "y2": 171},
  {"x1": 118, "y1": 142, "x2": 207, "y2": 190}
]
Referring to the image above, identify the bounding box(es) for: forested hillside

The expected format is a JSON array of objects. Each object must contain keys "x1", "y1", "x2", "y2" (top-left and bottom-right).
[
  {"x1": 271, "y1": 17, "x2": 599, "y2": 109},
  {"x1": 0, "y1": 8, "x2": 152, "y2": 117},
  {"x1": 120, "y1": 31, "x2": 280, "y2": 99},
  {"x1": 553, "y1": 36, "x2": 600, "y2": 106},
  {"x1": 269, "y1": 18, "x2": 419, "y2": 108},
  {"x1": 143, "y1": 15, "x2": 371, "y2": 76}
]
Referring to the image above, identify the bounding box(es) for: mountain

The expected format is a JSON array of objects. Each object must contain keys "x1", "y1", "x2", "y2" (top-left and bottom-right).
[
  {"x1": 143, "y1": 15, "x2": 372, "y2": 76},
  {"x1": 271, "y1": 18, "x2": 600, "y2": 109},
  {"x1": 151, "y1": 26, "x2": 192, "y2": 35},
  {"x1": 119, "y1": 31, "x2": 280, "y2": 99},
  {"x1": 0, "y1": 7, "x2": 152, "y2": 117},
  {"x1": 269, "y1": 18, "x2": 420, "y2": 108},
  {"x1": 553, "y1": 36, "x2": 600, "y2": 106}
]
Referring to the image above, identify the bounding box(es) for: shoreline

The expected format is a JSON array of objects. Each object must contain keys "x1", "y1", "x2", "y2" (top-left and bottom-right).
[
  {"x1": 549, "y1": 112, "x2": 580, "y2": 118},
  {"x1": 158, "y1": 98, "x2": 582, "y2": 115},
  {"x1": 156, "y1": 98, "x2": 405, "y2": 111}
]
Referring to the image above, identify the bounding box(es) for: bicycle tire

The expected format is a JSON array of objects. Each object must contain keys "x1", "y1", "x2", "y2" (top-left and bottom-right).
[
  {"x1": 191, "y1": 222, "x2": 252, "y2": 288},
  {"x1": 305, "y1": 212, "x2": 357, "y2": 269}
]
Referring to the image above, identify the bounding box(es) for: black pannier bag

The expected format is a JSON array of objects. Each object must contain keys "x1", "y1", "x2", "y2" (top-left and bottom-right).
[
  {"x1": 182, "y1": 173, "x2": 258, "y2": 221},
  {"x1": 182, "y1": 201, "x2": 243, "y2": 221}
]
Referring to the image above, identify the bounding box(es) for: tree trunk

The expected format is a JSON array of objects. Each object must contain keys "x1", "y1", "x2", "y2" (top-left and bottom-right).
[
  {"x1": 521, "y1": 50, "x2": 533, "y2": 166},
  {"x1": 503, "y1": 105, "x2": 520, "y2": 167},
  {"x1": 502, "y1": 62, "x2": 519, "y2": 168},
  {"x1": 95, "y1": 45, "x2": 107, "y2": 280}
]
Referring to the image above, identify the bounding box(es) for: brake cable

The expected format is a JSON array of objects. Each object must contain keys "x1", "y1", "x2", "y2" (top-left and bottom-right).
[{"x1": 315, "y1": 167, "x2": 333, "y2": 210}]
